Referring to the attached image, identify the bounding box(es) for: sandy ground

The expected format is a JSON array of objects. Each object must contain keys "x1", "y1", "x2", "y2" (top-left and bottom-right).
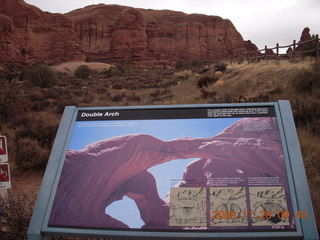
[{"x1": 52, "y1": 61, "x2": 113, "y2": 74}]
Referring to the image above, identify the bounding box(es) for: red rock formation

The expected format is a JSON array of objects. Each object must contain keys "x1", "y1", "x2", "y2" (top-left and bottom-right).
[
  {"x1": 299, "y1": 27, "x2": 312, "y2": 42},
  {"x1": 297, "y1": 27, "x2": 312, "y2": 51},
  {"x1": 0, "y1": 0, "x2": 84, "y2": 64},
  {"x1": 49, "y1": 117, "x2": 288, "y2": 229},
  {"x1": 66, "y1": 4, "x2": 258, "y2": 67},
  {"x1": 0, "y1": 0, "x2": 257, "y2": 66}
]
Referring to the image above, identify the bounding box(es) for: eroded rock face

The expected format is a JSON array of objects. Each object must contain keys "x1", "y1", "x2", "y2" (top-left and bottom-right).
[
  {"x1": 108, "y1": 8, "x2": 149, "y2": 59},
  {"x1": 66, "y1": 4, "x2": 258, "y2": 66},
  {"x1": 0, "y1": 1, "x2": 257, "y2": 66},
  {"x1": 49, "y1": 117, "x2": 287, "y2": 229},
  {"x1": 300, "y1": 27, "x2": 311, "y2": 42},
  {"x1": 0, "y1": 0, "x2": 84, "y2": 64}
]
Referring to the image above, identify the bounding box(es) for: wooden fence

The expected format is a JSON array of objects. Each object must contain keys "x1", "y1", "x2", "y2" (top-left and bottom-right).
[{"x1": 231, "y1": 34, "x2": 320, "y2": 64}]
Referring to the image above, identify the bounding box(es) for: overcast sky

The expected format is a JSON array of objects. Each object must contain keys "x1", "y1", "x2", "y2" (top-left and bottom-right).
[{"x1": 24, "y1": 0, "x2": 320, "y2": 51}]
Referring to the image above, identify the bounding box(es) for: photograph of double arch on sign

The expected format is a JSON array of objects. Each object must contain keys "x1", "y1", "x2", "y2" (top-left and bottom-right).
[{"x1": 47, "y1": 105, "x2": 297, "y2": 232}]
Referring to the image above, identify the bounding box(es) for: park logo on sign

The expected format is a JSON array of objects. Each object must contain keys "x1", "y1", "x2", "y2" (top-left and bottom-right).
[
  {"x1": 0, "y1": 163, "x2": 11, "y2": 189},
  {"x1": 0, "y1": 136, "x2": 8, "y2": 163}
]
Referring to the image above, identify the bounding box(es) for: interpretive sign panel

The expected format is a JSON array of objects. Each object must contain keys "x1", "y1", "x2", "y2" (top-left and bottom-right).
[{"x1": 28, "y1": 102, "x2": 319, "y2": 240}]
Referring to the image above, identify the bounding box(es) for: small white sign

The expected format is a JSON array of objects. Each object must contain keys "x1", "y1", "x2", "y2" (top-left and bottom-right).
[
  {"x1": 0, "y1": 163, "x2": 11, "y2": 189},
  {"x1": 0, "y1": 136, "x2": 8, "y2": 163}
]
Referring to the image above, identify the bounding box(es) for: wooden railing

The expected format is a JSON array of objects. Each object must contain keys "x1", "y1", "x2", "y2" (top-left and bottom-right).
[{"x1": 230, "y1": 34, "x2": 320, "y2": 64}]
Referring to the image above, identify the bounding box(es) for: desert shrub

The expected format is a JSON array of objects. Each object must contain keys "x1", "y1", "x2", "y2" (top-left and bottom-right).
[
  {"x1": 0, "y1": 64, "x2": 24, "y2": 82},
  {"x1": 74, "y1": 65, "x2": 92, "y2": 79},
  {"x1": 150, "y1": 90, "x2": 161, "y2": 98},
  {"x1": 149, "y1": 89, "x2": 170, "y2": 102},
  {"x1": 158, "y1": 79, "x2": 179, "y2": 88},
  {"x1": 116, "y1": 63, "x2": 134, "y2": 76},
  {"x1": 0, "y1": 67, "x2": 6, "y2": 80},
  {"x1": 0, "y1": 192, "x2": 35, "y2": 240},
  {"x1": 301, "y1": 34, "x2": 317, "y2": 58},
  {"x1": 290, "y1": 65, "x2": 320, "y2": 93},
  {"x1": 175, "y1": 59, "x2": 188, "y2": 69},
  {"x1": 105, "y1": 66, "x2": 122, "y2": 77},
  {"x1": 0, "y1": 79, "x2": 11, "y2": 121},
  {"x1": 298, "y1": 128, "x2": 320, "y2": 190},
  {"x1": 199, "y1": 65, "x2": 211, "y2": 74},
  {"x1": 21, "y1": 64, "x2": 57, "y2": 88},
  {"x1": 111, "y1": 92, "x2": 125, "y2": 102},
  {"x1": 105, "y1": 63, "x2": 134, "y2": 77},
  {"x1": 126, "y1": 94, "x2": 141, "y2": 102},
  {"x1": 214, "y1": 61, "x2": 228, "y2": 72},
  {"x1": 14, "y1": 138, "x2": 44, "y2": 170},
  {"x1": 197, "y1": 76, "x2": 218, "y2": 88},
  {"x1": 112, "y1": 83, "x2": 124, "y2": 89},
  {"x1": 17, "y1": 116, "x2": 58, "y2": 148},
  {"x1": 200, "y1": 89, "x2": 216, "y2": 99},
  {"x1": 173, "y1": 70, "x2": 193, "y2": 80}
]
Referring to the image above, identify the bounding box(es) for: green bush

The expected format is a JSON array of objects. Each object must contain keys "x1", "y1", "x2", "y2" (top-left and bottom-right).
[
  {"x1": 74, "y1": 65, "x2": 92, "y2": 79},
  {"x1": 21, "y1": 64, "x2": 57, "y2": 88}
]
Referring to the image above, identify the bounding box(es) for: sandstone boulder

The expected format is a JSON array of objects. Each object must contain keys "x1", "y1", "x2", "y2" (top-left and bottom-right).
[{"x1": 297, "y1": 27, "x2": 312, "y2": 51}]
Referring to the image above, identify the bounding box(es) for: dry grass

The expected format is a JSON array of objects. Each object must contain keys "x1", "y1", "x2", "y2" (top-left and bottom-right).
[{"x1": 0, "y1": 58, "x2": 319, "y2": 238}]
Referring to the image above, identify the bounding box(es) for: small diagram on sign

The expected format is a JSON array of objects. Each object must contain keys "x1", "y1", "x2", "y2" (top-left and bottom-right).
[
  {"x1": 210, "y1": 187, "x2": 247, "y2": 226},
  {"x1": 249, "y1": 186, "x2": 290, "y2": 226},
  {"x1": 169, "y1": 187, "x2": 206, "y2": 227}
]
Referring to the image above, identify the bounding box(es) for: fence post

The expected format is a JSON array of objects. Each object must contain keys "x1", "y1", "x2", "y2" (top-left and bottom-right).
[
  {"x1": 276, "y1": 43, "x2": 279, "y2": 61},
  {"x1": 265, "y1": 45, "x2": 267, "y2": 60},
  {"x1": 292, "y1": 40, "x2": 296, "y2": 61}
]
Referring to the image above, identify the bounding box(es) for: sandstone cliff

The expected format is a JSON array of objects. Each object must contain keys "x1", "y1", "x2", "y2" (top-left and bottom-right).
[
  {"x1": 0, "y1": 0, "x2": 84, "y2": 64},
  {"x1": 66, "y1": 4, "x2": 258, "y2": 66},
  {"x1": 0, "y1": 0, "x2": 257, "y2": 66}
]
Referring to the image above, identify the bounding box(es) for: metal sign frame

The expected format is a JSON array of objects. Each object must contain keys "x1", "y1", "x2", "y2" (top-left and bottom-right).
[{"x1": 27, "y1": 101, "x2": 318, "y2": 240}]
